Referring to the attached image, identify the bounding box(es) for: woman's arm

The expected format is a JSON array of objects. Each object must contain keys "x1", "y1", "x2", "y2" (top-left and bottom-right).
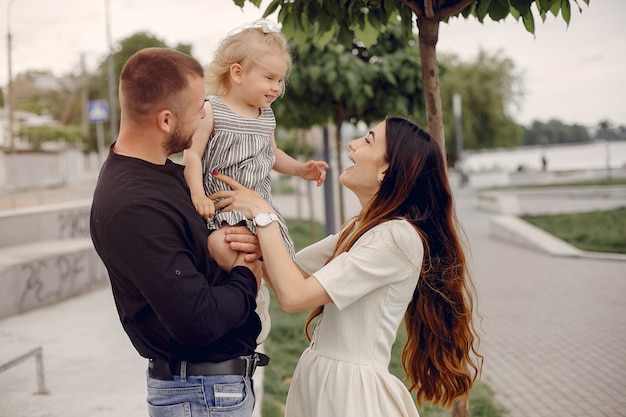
[{"x1": 211, "y1": 173, "x2": 331, "y2": 313}]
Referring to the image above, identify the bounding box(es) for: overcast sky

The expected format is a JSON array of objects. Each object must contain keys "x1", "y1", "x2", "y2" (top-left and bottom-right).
[{"x1": 1, "y1": 0, "x2": 624, "y2": 128}]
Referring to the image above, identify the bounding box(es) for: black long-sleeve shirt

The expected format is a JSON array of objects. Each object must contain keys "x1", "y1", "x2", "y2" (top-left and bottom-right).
[{"x1": 90, "y1": 148, "x2": 260, "y2": 363}]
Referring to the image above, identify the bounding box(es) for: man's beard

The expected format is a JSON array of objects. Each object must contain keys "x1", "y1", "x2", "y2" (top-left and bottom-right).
[{"x1": 163, "y1": 123, "x2": 192, "y2": 155}]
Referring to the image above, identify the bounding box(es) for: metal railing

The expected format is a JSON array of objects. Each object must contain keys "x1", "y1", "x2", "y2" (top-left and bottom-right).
[{"x1": 0, "y1": 347, "x2": 48, "y2": 394}]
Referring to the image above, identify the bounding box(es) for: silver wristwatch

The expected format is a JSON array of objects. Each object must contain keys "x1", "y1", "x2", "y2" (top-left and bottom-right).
[{"x1": 253, "y1": 211, "x2": 279, "y2": 228}]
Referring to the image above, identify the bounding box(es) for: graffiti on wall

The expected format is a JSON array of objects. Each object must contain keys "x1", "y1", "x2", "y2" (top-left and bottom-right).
[
  {"x1": 16, "y1": 251, "x2": 107, "y2": 314},
  {"x1": 58, "y1": 208, "x2": 91, "y2": 238}
]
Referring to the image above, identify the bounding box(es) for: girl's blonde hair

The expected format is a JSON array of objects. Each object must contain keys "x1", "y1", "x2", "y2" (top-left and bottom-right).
[{"x1": 206, "y1": 20, "x2": 292, "y2": 96}]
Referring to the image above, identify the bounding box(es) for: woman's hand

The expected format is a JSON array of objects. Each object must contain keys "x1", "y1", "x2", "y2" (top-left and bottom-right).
[{"x1": 209, "y1": 173, "x2": 273, "y2": 219}]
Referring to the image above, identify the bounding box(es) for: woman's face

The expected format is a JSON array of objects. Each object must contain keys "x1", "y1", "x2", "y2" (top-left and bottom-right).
[{"x1": 340, "y1": 120, "x2": 390, "y2": 206}]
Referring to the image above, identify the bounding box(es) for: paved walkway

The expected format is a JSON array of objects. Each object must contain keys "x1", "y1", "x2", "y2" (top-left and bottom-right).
[
  {"x1": 1, "y1": 180, "x2": 625, "y2": 416},
  {"x1": 454, "y1": 187, "x2": 626, "y2": 417}
]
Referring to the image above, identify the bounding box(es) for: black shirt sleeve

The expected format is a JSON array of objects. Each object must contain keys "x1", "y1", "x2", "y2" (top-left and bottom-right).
[{"x1": 105, "y1": 201, "x2": 258, "y2": 346}]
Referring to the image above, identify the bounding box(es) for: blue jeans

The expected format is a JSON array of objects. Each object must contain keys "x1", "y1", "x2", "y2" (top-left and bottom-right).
[{"x1": 146, "y1": 363, "x2": 256, "y2": 417}]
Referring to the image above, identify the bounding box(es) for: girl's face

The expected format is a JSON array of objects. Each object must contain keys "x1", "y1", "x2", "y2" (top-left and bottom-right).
[
  {"x1": 240, "y1": 52, "x2": 289, "y2": 110},
  {"x1": 340, "y1": 120, "x2": 389, "y2": 206}
]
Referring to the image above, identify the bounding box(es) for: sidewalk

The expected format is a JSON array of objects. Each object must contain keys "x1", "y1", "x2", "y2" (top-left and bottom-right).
[
  {"x1": 1, "y1": 179, "x2": 625, "y2": 416},
  {"x1": 454, "y1": 187, "x2": 626, "y2": 417},
  {"x1": 0, "y1": 286, "x2": 147, "y2": 416}
]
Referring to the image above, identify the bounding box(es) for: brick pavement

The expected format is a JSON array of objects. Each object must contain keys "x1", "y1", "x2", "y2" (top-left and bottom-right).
[{"x1": 455, "y1": 189, "x2": 626, "y2": 417}]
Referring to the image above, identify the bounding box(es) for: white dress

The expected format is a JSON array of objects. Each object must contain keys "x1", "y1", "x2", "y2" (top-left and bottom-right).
[{"x1": 286, "y1": 220, "x2": 424, "y2": 417}]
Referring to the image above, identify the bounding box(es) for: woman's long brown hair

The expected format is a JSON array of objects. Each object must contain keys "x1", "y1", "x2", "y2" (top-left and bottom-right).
[{"x1": 305, "y1": 116, "x2": 482, "y2": 409}]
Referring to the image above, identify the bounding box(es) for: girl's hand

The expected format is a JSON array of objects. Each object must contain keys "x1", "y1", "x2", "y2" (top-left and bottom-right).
[
  {"x1": 209, "y1": 173, "x2": 273, "y2": 219},
  {"x1": 191, "y1": 193, "x2": 216, "y2": 220},
  {"x1": 300, "y1": 160, "x2": 329, "y2": 186}
]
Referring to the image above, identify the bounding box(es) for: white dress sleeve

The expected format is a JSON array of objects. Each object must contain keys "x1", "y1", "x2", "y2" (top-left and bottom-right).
[
  {"x1": 307, "y1": 220, "x2": 424, "y2": 310},
  {"x1": 295, "y1": 233, "x2": 339, "y2": 275}
]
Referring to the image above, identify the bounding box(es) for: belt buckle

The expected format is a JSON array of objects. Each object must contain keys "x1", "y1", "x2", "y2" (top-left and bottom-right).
[
  {"x1": 248, "y1": 353, "x2": 259, "y2": 377},
  {"x1": 242, "y1": 352, "x2": 269, "y2": 377}
]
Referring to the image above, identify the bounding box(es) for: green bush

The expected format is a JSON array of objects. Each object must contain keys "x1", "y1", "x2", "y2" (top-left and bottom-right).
[{"x1": 19, "y1": 125, "x2": 85, "y2": 150}]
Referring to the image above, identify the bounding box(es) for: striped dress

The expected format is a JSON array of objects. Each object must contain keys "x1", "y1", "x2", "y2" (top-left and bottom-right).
[{"x1": 202, "y1": 95, "x2": 295, "y2": 258}]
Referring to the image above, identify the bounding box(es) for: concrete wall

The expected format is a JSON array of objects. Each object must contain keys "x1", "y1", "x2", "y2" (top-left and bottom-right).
[
  {"x1": 0, "y1": 201, "x2": 108, "y2": 320},
  {"x1": 0, "y1": 149, "x2": 100, "y2": 192}
]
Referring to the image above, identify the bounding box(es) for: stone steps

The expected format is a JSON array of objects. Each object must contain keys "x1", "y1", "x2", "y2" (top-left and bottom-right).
[{"x1": 0, "y1": 201, "x2": 107, "y2": 320}]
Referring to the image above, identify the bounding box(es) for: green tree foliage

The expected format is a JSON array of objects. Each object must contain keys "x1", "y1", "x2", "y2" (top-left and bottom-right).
[
  {"x1": 272, "y1": 22, "x2": 424, "y2": 221},
  {"x1": 235, "y1": 0, "x2": 590, "y2": 155},
  {"x1": 594, "y1": 120, "x2": 626, "y2": 141},
  {"x1": 275, "y1": 129, "x2": 315, "y2": 160},
  {"x1": 19, "y1": 125, "x2": 85, "y2": 150},
  {"x1": 88, "y1": 32, "x2": 169, "y2": 105},
  {"x1": 523, "y1": 119, "x2": 590, "y2": 145},
  {"x1": 439, "y1": 50, "x2": 523, "y2": 155},
  {"x1": 274, "y1": 22, "x2": 424, "y2": 129}
]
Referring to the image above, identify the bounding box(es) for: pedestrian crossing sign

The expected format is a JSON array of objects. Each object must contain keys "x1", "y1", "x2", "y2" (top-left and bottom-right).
[{"x1": 88, "y1": 100, "x2": 109, "y2": 123}]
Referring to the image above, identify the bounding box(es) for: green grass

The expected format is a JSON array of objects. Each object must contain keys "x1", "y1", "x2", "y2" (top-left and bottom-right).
[
  {"x1": 522, "y1": 206, "x2": 626, "y2": 254},
  {"x1": 493, "y1": 179, "x2": 626, "y2": 254},
  {"x1": 487, "y1": 176, "x2": 626, "y2": 190},
  {"x1": 261, "y1": 219, "x2": 506, "y2": 417}
]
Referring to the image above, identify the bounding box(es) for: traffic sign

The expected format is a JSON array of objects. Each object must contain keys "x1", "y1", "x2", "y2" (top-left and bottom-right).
[{"x1": 88, "y1": 100, "x2": 109, "y2": 123}]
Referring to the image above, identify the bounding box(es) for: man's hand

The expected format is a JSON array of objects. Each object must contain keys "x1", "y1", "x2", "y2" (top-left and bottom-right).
[
  {"x1": 234, "y1": 251, "x2": 263, "y2": 291},
  {"x1": 224, "y1": 225, "x2": 262, "y2": 262}
]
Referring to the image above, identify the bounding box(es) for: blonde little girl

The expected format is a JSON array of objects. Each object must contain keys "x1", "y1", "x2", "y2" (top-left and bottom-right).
[{"x1": 183, "y1": 20, "x2": 328, "y2": 344}]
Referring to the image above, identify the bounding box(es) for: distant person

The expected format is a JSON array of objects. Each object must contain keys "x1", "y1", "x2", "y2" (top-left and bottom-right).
[
  {"x1": 212, "y1": 116, "x2": 483, "y2": 416},
  {"x1": 541, "y1": 154, "x2": 548, "y2": 171},
  {"x1": 182, "y1": 20, "x2": 328, "y2": 344},
  {"x1": 90, "y1": 47, "x2": 267, "y2": 417}
]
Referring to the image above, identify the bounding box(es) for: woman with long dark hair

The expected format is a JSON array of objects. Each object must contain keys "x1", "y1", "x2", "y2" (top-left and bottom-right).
[{"x1": 212, "y1": 116, "x2": 482, "y2": 416}]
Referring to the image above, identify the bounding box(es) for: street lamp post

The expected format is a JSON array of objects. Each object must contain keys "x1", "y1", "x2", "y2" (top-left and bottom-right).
[
  {"x1": 6, "y1": 0, "x2": 15, "y2": 151},
  {"x1": 105, "y1": 0, "x2": 118, "y2": 144}
]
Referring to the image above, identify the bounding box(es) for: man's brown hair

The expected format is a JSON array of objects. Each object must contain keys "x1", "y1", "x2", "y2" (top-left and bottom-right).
[{"x1": 119, "y1": 47, "x2": 204, "y2": 121}]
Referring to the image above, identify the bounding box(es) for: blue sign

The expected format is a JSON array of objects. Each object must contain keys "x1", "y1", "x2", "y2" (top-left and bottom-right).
[{"x1": 88, "y1": 100, "x2": 109, "y2": 123}]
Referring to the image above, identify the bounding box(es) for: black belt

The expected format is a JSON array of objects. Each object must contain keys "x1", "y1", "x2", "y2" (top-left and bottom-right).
[{"x1": 148, "y1": 352, "x2": 269, "y2": 381}]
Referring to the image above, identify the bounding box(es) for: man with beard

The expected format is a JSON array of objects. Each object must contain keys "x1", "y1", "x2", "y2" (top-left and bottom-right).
[{"x1": 90, "y1": 47, "x2": 265, "y2": 417}]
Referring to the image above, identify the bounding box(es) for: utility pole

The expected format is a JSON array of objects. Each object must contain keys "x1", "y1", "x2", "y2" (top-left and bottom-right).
[
  {"x1": 322, "y1": 126, "x2": 336, "y2": 235},
  {"x1": 6, "y1": 0, "x2": 15, "y2": 151},
  {"x1": 80, "y1": 53, "x2": 89, "y2": 148},
  {"x1": 105, "y1": 0, "x2": 118, "y2": 143}
]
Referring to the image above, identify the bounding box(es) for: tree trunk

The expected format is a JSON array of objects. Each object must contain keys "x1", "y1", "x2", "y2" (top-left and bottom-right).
[
  {"x1": 416, "y1": 16, "x2": 445, "y2": 153},
  {"x1": 334, "y1": 117, "x2": 346, "y2": 225}
]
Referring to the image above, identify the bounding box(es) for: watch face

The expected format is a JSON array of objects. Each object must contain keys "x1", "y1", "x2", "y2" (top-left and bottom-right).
[{"x1": 255, "y1": 212, "x2": 272, "y2": 227}]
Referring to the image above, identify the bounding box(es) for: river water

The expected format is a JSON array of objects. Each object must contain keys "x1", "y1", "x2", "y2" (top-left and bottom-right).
[{"x1": 461, "y1": 140, "x2": 626, "y2": 173}]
